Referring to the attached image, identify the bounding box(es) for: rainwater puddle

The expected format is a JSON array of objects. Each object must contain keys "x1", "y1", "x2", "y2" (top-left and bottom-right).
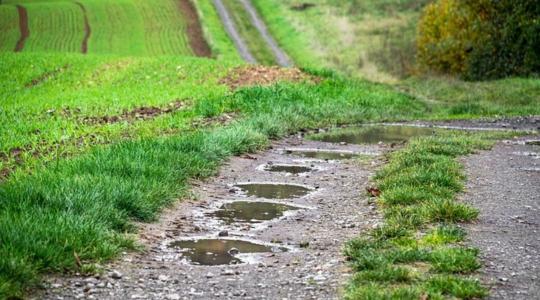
[
  {"x1": 262, "y1": 164, "x2": 314, "y2": 174},
  {"x1": 525, "y1": 140, "x2": 540, "y2": 146},
  {"x1": 284, "y1": 149, "x2": 359, "y2": 160},
  {"x1": 206, "y1": 201, "x2": 301, "y2": 224},
  {"x1": 233, "y1": 183, "x2": 313, "y2": 199},
  {"x1": 169, "y1": 238, "x2": 287, "y2": 265},
  {"x1": 311, "y1": 125, "x2": 435, "y2": 144}
]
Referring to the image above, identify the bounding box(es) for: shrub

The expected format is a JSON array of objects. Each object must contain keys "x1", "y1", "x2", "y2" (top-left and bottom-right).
[{"x1": 417, "y1": 0, "x2": 540, "y2": 79}]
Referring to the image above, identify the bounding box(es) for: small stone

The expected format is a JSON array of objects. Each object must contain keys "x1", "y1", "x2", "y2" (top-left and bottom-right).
[
  {"x1": 206, "y1": 272, "x2": 214, "y2": 278},
  {"x1": 218, "y1": 230, "x2": 228, "y2": 237},
  {"x1": 167, "y1": 294, "x2": 181, "y2": 300},
  {"x1": 313, "y1": 275, "x2": 327, "y2": 281},
  {"x1": 221, "y1": 269, "x2": 235, "y2": 276},
  {"x1": 158, "y1": 275, "x2": 169, "y2": 281},
  {"x1": 228, "y1": 247, "x2": 239, "y2": 255},
  {"x1": 110, "y1": 270, "x2": 123, "y2": 279}
]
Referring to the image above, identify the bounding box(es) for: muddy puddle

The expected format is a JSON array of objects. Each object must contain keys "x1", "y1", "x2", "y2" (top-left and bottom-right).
[
  {"x1": 233, "y1": 183, "x2": 313, "y2": 199},
  {"x1": 169, "y1": 238, "x2": 287, "y2": 265},
  {"x1": 261, "y1": 164, "x2": 314, "y2": 174},
  {"x1": 283, "y1": 149, "x2": 359, "y2": 160},
  {"x1": 206, "y1": 201, "x2": 301, "y2": 224},
  {"x1": 310, "y1": 125, "x2": 435, "y2": 144}
]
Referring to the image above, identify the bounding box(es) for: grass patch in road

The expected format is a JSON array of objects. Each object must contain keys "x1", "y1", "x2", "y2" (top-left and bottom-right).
[
  {"x1": 0, "y1": 69, "x2": 428, "y2": 298},
  {"x1": 194, "y1": 0, "x2": 243, "y2": 62},
  {"x1": 221, "y1": 0, "x2": 277, "y2": 65},
  {"x1": 344, "y1": 130, "x2": 520, "y2": 299}
]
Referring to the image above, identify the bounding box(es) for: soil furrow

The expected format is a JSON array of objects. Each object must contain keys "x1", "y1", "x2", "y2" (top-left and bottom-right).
[
  {"x1": 239, "y1": 0, "x2": 293, "y2": 67},
  {"x1": 212, "y1": 0, "x2": 257, "y2": 63},
  {"x1": 14, "y1": 5, "x2": 29, "y2": 52},
  {"x1": 178, "y1": 0, "x2": 211, "y2": 57},
  {"x1": 75, "y1": 2, "x2": 91, "y2": 54}
]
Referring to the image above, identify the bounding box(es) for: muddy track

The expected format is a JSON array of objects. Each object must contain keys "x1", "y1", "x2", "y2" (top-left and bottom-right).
[
  {"x1": 239, "y1": 0, "x2": 292, "y2": 67},
  {"x1": 178, "y1": 0, "x2": 212, "y2": 57},
  {"x1": 15, "y1": 5, "x2": 29, "y2": 52},
  {"x1": 41, "y1": 136, "x2": 386, "y2": 299},
  {"x1": 213, "y1": 0, "x2": 256, "y2": 63},
  {"x1": 74, "y1": 2, "x2": 91, "y2": 54}
]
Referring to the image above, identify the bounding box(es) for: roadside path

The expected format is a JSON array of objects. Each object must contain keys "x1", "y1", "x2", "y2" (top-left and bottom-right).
[
  {"x1": 42, "y1": 135, "x2": 385, "y2": 299},
  {"x1": 463, "y1": 136, "x2": 540, "y2": 299},
  {"x1": 239, "y1": 0, "x2": 292, "y2": 67},
  {"x1": 213, "y1": 0, "x2": 256, "y2": 63}
]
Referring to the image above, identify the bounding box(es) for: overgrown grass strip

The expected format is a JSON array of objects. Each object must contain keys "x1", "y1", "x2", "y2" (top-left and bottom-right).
[{"x1": 344, "y1": 131, "x2": 518, "y2": 299}]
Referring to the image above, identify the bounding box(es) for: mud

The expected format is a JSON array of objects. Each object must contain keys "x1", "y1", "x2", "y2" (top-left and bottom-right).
[
  {"x1": 75, "y1": 2, "x2": 91, "y2": 54},
  {"x1": 15, "y1": 5, "x2": 29, "y2": 52},
  {"x1": 260, "y1": 163, "x2": 314, "y2": 174},
  {"x1": 178, "y1": 0, "x2": 212, "y2": 57},
  {"x1": 41, "y1": 135, "x2": 385, "y2": 299},
  {"x1": 82, "y1": 100, "x2": 187, "y2": 125}
]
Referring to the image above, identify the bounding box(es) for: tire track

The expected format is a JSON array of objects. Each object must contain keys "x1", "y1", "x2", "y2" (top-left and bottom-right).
[
  {"x1": 213, "y1": 0, "x2": 256, "y2": 63},
  {"x1": 14, "y1": 4, "x2": 29, "y2": 52},
  {"x1": 178, "y1": 0, "x2": 211, "y2": 57},
  {"x1": 75, "y1": 2, "x2": 91, "y2": 54},
  {"x1": 239, "y1": 0, "x2": 292, "y2": 67}
]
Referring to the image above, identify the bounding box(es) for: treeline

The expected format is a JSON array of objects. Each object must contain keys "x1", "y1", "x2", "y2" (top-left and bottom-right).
[{"x1": 417, "y1": 0, "x2": 539, "y2": 80}]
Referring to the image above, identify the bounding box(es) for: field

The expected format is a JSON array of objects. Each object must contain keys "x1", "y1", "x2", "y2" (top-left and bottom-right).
[
  {"x1": 0, "y1": 0, "x2": 216, "y2": 56},
  {"x1": 0, "y1": 0, "x2": 538, "y2": 299}
]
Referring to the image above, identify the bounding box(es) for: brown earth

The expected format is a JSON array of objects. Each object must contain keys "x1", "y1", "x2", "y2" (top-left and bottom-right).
[
  {"x1": 82, "y1": 100, "x2": 188, "y2": 125},
  {"x1": 75, "y1": 2, "x2": 91, "y2": 54},
  {"x1": 25, "y1": 64, "x2": 69, "y2": 88},
  {"x1": 219, "y1": 65, "x2": 319, "y2": 90},
  {"x1": 178, "y1": 0, "x2": 212, "y2": 58},
  {"x1": 15, "y1": 5, "x2": 29, "y2": 52}
]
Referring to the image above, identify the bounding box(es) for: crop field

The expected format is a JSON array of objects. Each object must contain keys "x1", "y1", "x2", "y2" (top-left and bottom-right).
[{"x1": 0, "y1": 0, "x2": 213, "y2": 56}]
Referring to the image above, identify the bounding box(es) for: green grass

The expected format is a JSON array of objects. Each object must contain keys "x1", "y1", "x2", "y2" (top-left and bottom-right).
[
  {"x1": 22, "y1": 1, "x2": 85, "y2": 53},
  {"x1": 221, "y1": 0, "x2": 277, "y2": 65},
  {"x1": 0, "y1": 0, "x2": 210, "y2": 56},
  {"x1": 0, "y1": 5, "x2": 20, "y2": 52},
  {"x1": 338, "y1": 130, "x2": 521, "y2": 299}
]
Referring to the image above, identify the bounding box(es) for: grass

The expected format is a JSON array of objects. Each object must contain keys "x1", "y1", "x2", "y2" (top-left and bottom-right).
[
  {"x1": 0, "y1": 5, "x2": 20, "y2": 52},
  {"x1": 221, "y1": 0, "x2": 277, "y2": 65},
  {"x1": 0, "y1": 0, "x2": 210, "y2": 56},
  {"x1": 0, "y1": 52, "x2": 236, "y2": 179},
  {"x1": 255, "y1": 0, "x2": 540, "y2": 116},
  {"x1": 336, "y1": 130, "x2": 522, "y2": 299},
  {"x1": 22, "y1": 1, "x2": 85, "y2": 53},
  {"x1": 0, "y1": 55, "x2": 431, "y2": 297}
]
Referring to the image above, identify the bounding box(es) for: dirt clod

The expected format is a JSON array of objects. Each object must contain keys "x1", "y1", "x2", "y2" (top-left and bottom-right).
[{"x1": 219, "y1": 66, "x2": 318, "y2": 90}]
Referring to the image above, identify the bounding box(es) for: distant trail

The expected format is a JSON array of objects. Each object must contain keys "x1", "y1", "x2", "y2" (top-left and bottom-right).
[
  {"x1": 75, "y1": 2, "x2": 91, "y2": 54},
  {"x1": 15, "y1": 5, "x2": 29, "y2": 52},
  {"x1": 178, "y1": 0, "x2": 211, "y2": 57},
  {"x1": 239, "y1": 0, "x2": 292, "y2": 67},
  {"x1": 213, "y1": 0, "x2": 256, "y2": 63}
]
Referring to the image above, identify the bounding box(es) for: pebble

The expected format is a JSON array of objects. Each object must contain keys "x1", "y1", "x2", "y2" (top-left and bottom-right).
[{"x1": 110, "y1": 270, "x2": 123, "y2": 279}]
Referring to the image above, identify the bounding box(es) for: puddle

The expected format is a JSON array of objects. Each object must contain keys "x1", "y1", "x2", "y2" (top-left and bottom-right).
[
  {"x1": 311, "y1": 125, "x2": 435, "y2": 144},
  {"x1": 169, "y1": 238, "x2": 286, "y2": 265},
  {"x1": 283, "y1": 149, "x2": 359, "y2": 160},
  {"x1": 262, "y1": 164, "x2": 314, "y2": 174},
  {"x1": 207, "y1": 201, "x2": 301, "y2": 224},
  {"x1": 233, "y1": 183, "x2": 313, "y2": 199},
  {"x1": 525, "y1": 140, "x2": 540, "y2": 146}
]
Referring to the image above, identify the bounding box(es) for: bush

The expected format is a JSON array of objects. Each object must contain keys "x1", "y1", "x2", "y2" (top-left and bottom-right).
[{"x1": 417, "y1": 0, "x2": 540, "y2": 80}]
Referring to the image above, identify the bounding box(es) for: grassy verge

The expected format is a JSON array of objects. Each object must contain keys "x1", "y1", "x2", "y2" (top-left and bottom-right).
[
  {"x1": 0, "y1": 69, "x2": 428, "y2": 298},
  {"x1": 340, "y1": 130, "x2": 519, "y2": 299}
]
